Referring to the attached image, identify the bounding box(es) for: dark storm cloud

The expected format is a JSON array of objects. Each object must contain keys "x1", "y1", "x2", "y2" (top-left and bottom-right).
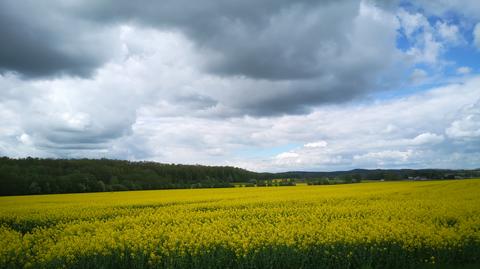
[
  {"x1": 174, "y1": 94, "x2": 218, "y2": 110},
  {"x1": 74, "y1": 0, "x2": 356, "y2": 80},
  {"x1": 219, "y1": 74, "x2": 379, "y2": 117},
  {"x1": 40, "y1": 127, "x2": 129, "y2": 145},
  {"x1": 0, "y1": 1, "x2": 117, "y2": 78},
  {"x1": 76, "y1": 0, "x2": 397, "y2": 116},
  {"x1": 0, "y1": 0, "x2": 373, "y2": 81},
  {"x1": 0, "y1": 0, "x2": 400, "y2": 117}
]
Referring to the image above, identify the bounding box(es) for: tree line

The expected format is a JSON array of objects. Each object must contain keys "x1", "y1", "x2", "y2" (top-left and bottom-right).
[
  {"x1": 0, "y1": 157, "x2": 479, "y2": 196},
  {"x1": 0, "y1": 157, "x2": 268, "y2": 196}
]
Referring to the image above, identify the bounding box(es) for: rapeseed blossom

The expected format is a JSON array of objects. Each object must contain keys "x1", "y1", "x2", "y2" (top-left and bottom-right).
[{"x1": 0, "y1": 180, "x2": 479, "y2": 268}]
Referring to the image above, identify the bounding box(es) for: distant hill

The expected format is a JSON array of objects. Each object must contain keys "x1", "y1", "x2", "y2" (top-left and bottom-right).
[
  {"x1": 277, "y1": 168, "x2": 480, "y2": 181},
  {"x1": 0, "y1": 157, "x2": 478, "y2": 196}
]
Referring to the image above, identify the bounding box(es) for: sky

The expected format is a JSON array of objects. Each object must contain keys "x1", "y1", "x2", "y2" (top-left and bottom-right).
[{"x1": 0, "y1": 0, "x2": 479, "y2": 172}]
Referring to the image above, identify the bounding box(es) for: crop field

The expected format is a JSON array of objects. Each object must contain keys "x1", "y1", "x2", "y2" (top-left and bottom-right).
[{"x1": 1, "y1": 180, "x2": 479, "y2": 269}]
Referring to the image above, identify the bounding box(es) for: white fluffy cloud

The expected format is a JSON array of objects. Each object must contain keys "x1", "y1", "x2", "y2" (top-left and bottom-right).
[
  {"x1": 397, "y1": 9, "x2": 429, "y2": 39},
  {"x1": 2, "y1": 71, "x2": 480, "y2": 171},
  {"x1": 116, "y1": 77, "x2": 480, "y2": 172},
  {"x1": 304, "y1": 141, "x2": 328, "y2": 148},
  {"x1": 397, "y1": 8, "x2": 465, "y2": 68},
  {"x1": 457, "y1": 66, "x2": 472, "y2": 75},
  {"x1": 398, "y1": 10, "x2": 442, "y2": 64},
  {"x1": 435, "y1": 21, "x2": 462, "y2": 45},
  {"x1": 411, "y1": 133, "x2": 445, "y2": 145},
  {"x1": 410, "y1": 68, "x2": 428, "y2": 84},
  {"x1": 234, "y1": 77, "x2": 480, "y2": 171},
  {"x1": 446, "y1": 101, "x2": 480, "y2": 140}
]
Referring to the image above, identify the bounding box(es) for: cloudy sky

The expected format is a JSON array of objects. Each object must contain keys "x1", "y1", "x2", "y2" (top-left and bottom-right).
[{"x1": 1, "y1": 0, "x2": 480, "y2": 172}]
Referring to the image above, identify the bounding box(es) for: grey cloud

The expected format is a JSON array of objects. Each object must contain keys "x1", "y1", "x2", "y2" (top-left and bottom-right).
[
  {"x1": 24, "y1": 111, "x2": 135, "y2": 153},
  {"x1": 0, "y1": 74, "x2": 139, "y2": 157},
  {"x1": 0, "y1": 0, "x2": 396, "y2": 82},
  {"x1": 2, "y1": 73, "x2": 480, "y2": 170},
  {"x1": 74, "y1": 0, "x2": 371, "y2": 80},
  {"x1": 174, "y1": 94, "x2": 218, "y2": 110},
  {"x1": 1, "y1": 0, "x2": 404, "y2": 117},
  {"x1": 0, "y1": 1, "x2": 120, "y2": 78},
  {"x1": 221, "y1": 76, "x2": 378, "y2": 116}
]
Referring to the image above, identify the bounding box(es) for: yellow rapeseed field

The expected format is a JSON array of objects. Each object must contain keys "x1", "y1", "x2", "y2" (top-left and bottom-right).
[{"x1": 1, "y1": 180, "x2": 479, "y2": 268}]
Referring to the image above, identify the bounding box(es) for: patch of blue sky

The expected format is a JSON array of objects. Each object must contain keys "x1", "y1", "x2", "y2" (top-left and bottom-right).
[
  {"x1": 372, "y1": 82, "x2": 440, "y2": 101},
  {"x1": 372, "y1": 64, "x2": 449, "y2": 100},
  {"x1": 396, "y1": 29, "x2": 411, "y2": 52},
  {"x1": 398, "y1": 0, "x2": 416, "y2": 13},
  {"x1": 381, "y1": 11, "x2": 479, "y2": 101},
  {"x1": 444, "y1": 45, "x2": 480, "y2": 74}
]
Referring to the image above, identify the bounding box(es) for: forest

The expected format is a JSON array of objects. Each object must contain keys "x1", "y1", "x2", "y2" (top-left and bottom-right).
[
  {"x1": 0, "y1": 157, "x2": 479, "y2": 196},
  {"x1": 0, "y1": 157, "x2": 263, "y2": 196}
]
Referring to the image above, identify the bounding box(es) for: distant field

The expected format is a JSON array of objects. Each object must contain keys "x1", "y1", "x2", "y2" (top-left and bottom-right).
[{"x1": 1, "y1": 180, "x2": 479, "y2": 268}]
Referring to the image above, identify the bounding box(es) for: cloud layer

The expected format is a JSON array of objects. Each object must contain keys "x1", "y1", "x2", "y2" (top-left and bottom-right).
[
  {"x1": 0, "y1": 0, "x2": 404, "y2": 116},
  {"x1": 0, "y1": 0, "x2": 479, "y2": 171}
]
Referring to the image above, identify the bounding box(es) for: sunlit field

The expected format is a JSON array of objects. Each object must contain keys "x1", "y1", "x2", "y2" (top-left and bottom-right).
[{"x1": 1, "y1": 180, "x2": 479, "y2": 269}]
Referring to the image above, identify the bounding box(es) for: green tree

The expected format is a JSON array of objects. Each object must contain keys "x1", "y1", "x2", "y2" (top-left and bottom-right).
[{"x1": 28, "y1": 182, "x2": 42, "y2": 194}]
